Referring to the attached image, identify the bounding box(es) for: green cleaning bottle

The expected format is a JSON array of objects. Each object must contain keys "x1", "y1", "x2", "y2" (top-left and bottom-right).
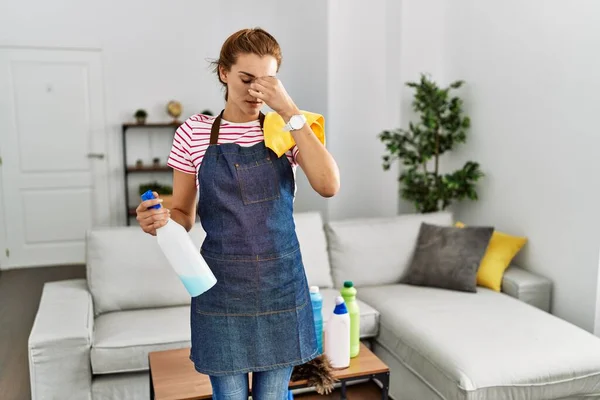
[{"x1": 340, "y1": 281, "x2": 360, "y2": 358}]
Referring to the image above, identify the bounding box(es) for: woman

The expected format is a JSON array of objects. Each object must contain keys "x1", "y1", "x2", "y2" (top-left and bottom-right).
[{"x1": 136, "y1": 28, "x2": 340, "y2": 400}]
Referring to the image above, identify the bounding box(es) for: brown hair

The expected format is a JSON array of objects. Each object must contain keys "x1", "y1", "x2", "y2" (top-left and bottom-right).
[{"x1": 211, "y1": 28, "x2": 282, "y2": 100}]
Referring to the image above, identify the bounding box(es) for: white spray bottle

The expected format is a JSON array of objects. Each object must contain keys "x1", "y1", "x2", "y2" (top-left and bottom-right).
[{"x1": 141, "y1": 190, "x2": 217, "y2": 297}]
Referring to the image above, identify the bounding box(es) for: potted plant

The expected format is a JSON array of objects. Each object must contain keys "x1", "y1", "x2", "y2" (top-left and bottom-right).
[
  {"x1": 379, "y1": 74, "x2": 484, "y2": 213},
  {"x1": 139, "y1": 181, "x2": 173, "y2": 209},
  {"x1": 134, "y1": 109, "x2": 148, "y2": 124}
]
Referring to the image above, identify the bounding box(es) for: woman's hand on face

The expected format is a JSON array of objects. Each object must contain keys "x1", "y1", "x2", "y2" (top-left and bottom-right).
[
  {"x1": 136, "y1": 191, "x2": 170, "y2": 236},
  {"x1": 248, "y1": 77, "x2": 299, "y2": 117}
]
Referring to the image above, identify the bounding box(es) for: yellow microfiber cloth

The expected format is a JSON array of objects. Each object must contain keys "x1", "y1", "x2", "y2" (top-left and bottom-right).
[{"x1": 263, "y1": 111, "x2": 326, "y2": 157}]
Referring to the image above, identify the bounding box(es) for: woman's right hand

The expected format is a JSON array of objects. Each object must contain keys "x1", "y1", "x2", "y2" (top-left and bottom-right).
[{"x1": 136, "y1": 191, "x2": 170, "y2": 235}]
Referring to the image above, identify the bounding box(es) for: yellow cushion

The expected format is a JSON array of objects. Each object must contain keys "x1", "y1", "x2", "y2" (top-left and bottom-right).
[
  {"x1": 263, "y1": 111, "x2": 325, "y2": 157},
  {"x1": 455, "y1": 221, "x2": 527, "y2": 291}
]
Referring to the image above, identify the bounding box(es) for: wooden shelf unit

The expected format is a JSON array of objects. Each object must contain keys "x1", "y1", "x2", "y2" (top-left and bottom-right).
[
  {"x1": 123, "y1": 122, "x2": 181, "y2": 129},
  {"x1": 121, "y1": 122, "x2": 178, "y2": 225}
]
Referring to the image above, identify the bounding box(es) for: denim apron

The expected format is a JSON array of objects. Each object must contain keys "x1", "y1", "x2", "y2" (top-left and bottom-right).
[{"x1": 189, "y1": 111, "x2": 318, "y2": 376}]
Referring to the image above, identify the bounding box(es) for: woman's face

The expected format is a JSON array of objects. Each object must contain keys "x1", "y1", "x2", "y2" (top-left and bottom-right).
[{"x1": 220, "y1": 53, "x2": 278, "y2": 117}]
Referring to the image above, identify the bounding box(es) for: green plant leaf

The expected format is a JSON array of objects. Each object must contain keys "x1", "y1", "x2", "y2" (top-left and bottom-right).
[{"x1": 378, "y1": 74, "x2": 483, "y2": 213}]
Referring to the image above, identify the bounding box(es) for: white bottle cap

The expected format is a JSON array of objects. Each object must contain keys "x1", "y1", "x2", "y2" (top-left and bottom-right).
[
  {"x1": 310, "y1": 286, "x2": 320, "y2": 294},
  {"x1": 335, "y1": 296, "x2": 345, "y2": 305}
]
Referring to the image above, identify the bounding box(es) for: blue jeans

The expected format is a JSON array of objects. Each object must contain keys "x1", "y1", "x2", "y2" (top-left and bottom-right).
[{"x1": 209, "y1": 366, "x2": 293, "y2": 400}]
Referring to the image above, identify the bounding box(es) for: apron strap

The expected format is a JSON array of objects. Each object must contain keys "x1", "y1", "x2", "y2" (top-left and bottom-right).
[{"x1": 209, "y1": 110, "x2": 266, "y2": 145}]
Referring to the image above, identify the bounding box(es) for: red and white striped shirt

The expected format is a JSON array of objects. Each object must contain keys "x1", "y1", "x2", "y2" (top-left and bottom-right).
[{"x1": 167, "y1": 113, "x2": 299, "y2": 183}]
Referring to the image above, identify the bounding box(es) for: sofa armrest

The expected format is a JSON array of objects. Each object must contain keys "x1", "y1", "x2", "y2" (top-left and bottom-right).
[
  {"x1": 501, "y1": 266, "x2": 552, "y2": 312},
  {"x1": 28, "y1": 279, "x2": 94, "y2": 400}
]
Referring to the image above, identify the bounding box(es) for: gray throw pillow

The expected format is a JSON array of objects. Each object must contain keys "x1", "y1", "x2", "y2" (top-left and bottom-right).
[{"x1": 400, "y1": 222, "x2": 494, "y2": 292}]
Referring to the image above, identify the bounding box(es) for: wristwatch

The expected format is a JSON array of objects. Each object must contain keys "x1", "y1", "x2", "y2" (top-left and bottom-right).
[{"x1": 282, "y1": 114, "x2": 307, "y2": 132}]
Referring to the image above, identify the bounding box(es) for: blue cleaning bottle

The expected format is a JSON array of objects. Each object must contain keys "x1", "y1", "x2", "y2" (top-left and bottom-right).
[{"x1": 310, "y1": 286, "x2": 324, "y2": 354}]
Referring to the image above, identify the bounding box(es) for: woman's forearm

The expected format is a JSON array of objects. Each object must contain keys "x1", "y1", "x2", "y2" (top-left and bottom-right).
[
  {"x1": 280, "y1": 108, "x2": 340, "y2": 197},
  {"x1": 169, "y1": 208, "x2": 195, "y2": 232}
]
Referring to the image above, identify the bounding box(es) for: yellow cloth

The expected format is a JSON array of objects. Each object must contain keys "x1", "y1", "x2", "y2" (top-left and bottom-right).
[
  {"x1": 263, "y1": 111, "x2": 326, "y2": 157},
  {"x1": 455, "y1": 221, "x2": 527, "y2": 291}
]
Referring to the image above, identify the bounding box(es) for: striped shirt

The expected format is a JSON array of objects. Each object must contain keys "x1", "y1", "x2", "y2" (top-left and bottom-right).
[{"x1": 167, "y1": 114, "x2": 299, "y2": 185}]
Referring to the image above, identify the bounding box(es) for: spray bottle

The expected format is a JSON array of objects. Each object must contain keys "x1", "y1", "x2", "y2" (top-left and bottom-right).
[{"x1": 141, "y1": 190, "x2": 217, "y2": 297}]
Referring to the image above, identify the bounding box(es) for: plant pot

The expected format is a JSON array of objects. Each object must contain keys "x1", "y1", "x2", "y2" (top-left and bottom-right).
[{"x1": 136, "y1": 116, "x2": 146, "y2": 125}]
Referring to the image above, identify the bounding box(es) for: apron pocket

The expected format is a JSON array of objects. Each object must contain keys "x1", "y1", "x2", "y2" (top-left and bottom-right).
[
  {"x1": 257, "y1": 248, "x2": 307, "y2": 313},
  {"x1": 235, "y1": 158, "x2": 280, "y2": 205},
  {"x1": 196, "y1": 248, "x2": 307, "y2": 317}
]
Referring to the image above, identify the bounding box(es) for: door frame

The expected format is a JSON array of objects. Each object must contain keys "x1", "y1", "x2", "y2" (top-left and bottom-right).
[{"x1": 0, "y1": 45, "x2": 112, "y2": 269}]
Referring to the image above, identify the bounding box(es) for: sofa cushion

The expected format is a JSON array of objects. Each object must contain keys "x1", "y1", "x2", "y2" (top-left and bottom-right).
[
  {"x1": 293, "y1": 212, "x2": 334, "y2": 288},
  {"x1": 400, "y1": 222, "x2": 494, "y2": 292},
  {"x1": 359, "y1": 284, "x2": 600, "y2": 400},
  {"x1": 320, "y1": 288, "x2": 379, "y2": 338},
  {"x1": 325, "y1": 212, "x2": 453, "y2": 288},
  {"x1": 91, "y1": 306, "x2": 190, "y2": 374},
  {"x1": 86, "y1": 224, "x2": 206, "y2": 315},
  {"x1": 456, "y1": 221, "x2": 528, "y2": 292}
]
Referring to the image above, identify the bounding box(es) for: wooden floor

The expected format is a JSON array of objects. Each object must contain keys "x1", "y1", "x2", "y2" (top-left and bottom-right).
[{"x1": 0, "y1": 265, "x2": 388, "y2": 400}]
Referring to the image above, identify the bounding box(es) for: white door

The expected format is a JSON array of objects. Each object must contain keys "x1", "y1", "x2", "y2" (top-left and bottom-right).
[{"x1": 0, "y1": 48, "x2": 110, "y2": 269}]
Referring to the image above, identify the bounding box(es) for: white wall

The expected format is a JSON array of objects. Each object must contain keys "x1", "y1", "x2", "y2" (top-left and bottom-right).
[
  {"x1": 327, "y1": 0, "x2": 400, "y2": 221},
  {"x1": 326, "y1": 0, "x2": 600, "y2": 331},
  {"x1": 438, "y1": 1, "x2": 600, "y2": 331},
  {"x1": 0, "y1": 0, "x2": 328, "y2": 226},
  {"x1": 396, "y1": 0, "x2": 449, "y2": 213},
  {"x1": 0, "y1": 0, "x2": 405, "y2": 226}
]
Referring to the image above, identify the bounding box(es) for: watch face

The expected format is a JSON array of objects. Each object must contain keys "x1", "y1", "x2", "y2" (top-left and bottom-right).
[{"x1": 290, "y1": 115, "x2": 305, "y2": 129}]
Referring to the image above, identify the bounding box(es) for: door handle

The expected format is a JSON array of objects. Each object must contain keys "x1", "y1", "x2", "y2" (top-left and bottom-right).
[{"x1": 87, "y1": 153, "x2": 105, "y2": 159}]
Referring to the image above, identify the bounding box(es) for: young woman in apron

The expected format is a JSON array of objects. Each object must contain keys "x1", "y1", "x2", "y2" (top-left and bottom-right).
[{"x1": 136, "y1": 28, "x2": 340, "y2": 400}]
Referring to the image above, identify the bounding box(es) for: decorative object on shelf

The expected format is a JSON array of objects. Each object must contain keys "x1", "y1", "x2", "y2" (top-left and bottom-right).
[
  {"x1": 152, "y1": 157, "x2": 161, "y2": 167},
  {"x1": 139, "y1": 182, "x2": 173, "y2": 210},
  {"x1": 201, "y1": 109, "x2": 214, "y2": 116},
  {"x1": 135, "y1": 159, "x2": 143, "y2": 168},
  {"x1": 134, "y1": 109, "x2": 148, "y2": 124},
  {"x1": 379, "y1": 74, "x2": 484, "y2": 213},
  {"x1": 167, "y1": 100, "x2": 182, "y2": 123}
]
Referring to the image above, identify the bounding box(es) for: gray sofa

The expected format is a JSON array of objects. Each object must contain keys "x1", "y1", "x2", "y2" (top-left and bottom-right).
[{"x1": 28, "y1": 211, "x2": 600, "y2": 399}]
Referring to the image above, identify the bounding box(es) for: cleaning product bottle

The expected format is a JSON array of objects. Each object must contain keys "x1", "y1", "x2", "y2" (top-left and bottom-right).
[
  {"x1": 141, "y1": 190, "x2": 217, "y2": 297},
  {"x1": 341, "y1": 281, "x2": 360, "y2": 358},
  {"x1": 324, "y1": 296, "x2": 350, "y2": 369},
  {"x1": 310, "y1": 286, "x2": 324, "y2": 354}
]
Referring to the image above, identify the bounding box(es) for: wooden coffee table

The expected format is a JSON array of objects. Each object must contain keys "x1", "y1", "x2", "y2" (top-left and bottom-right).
[{"x1": 149, "y1": 342, "x2": 390, "y2": 400}]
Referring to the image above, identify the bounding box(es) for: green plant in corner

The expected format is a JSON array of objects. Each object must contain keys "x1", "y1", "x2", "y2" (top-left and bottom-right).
[{"x1": 379, "y1": 74, "x2": 484, "y2": 213}]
